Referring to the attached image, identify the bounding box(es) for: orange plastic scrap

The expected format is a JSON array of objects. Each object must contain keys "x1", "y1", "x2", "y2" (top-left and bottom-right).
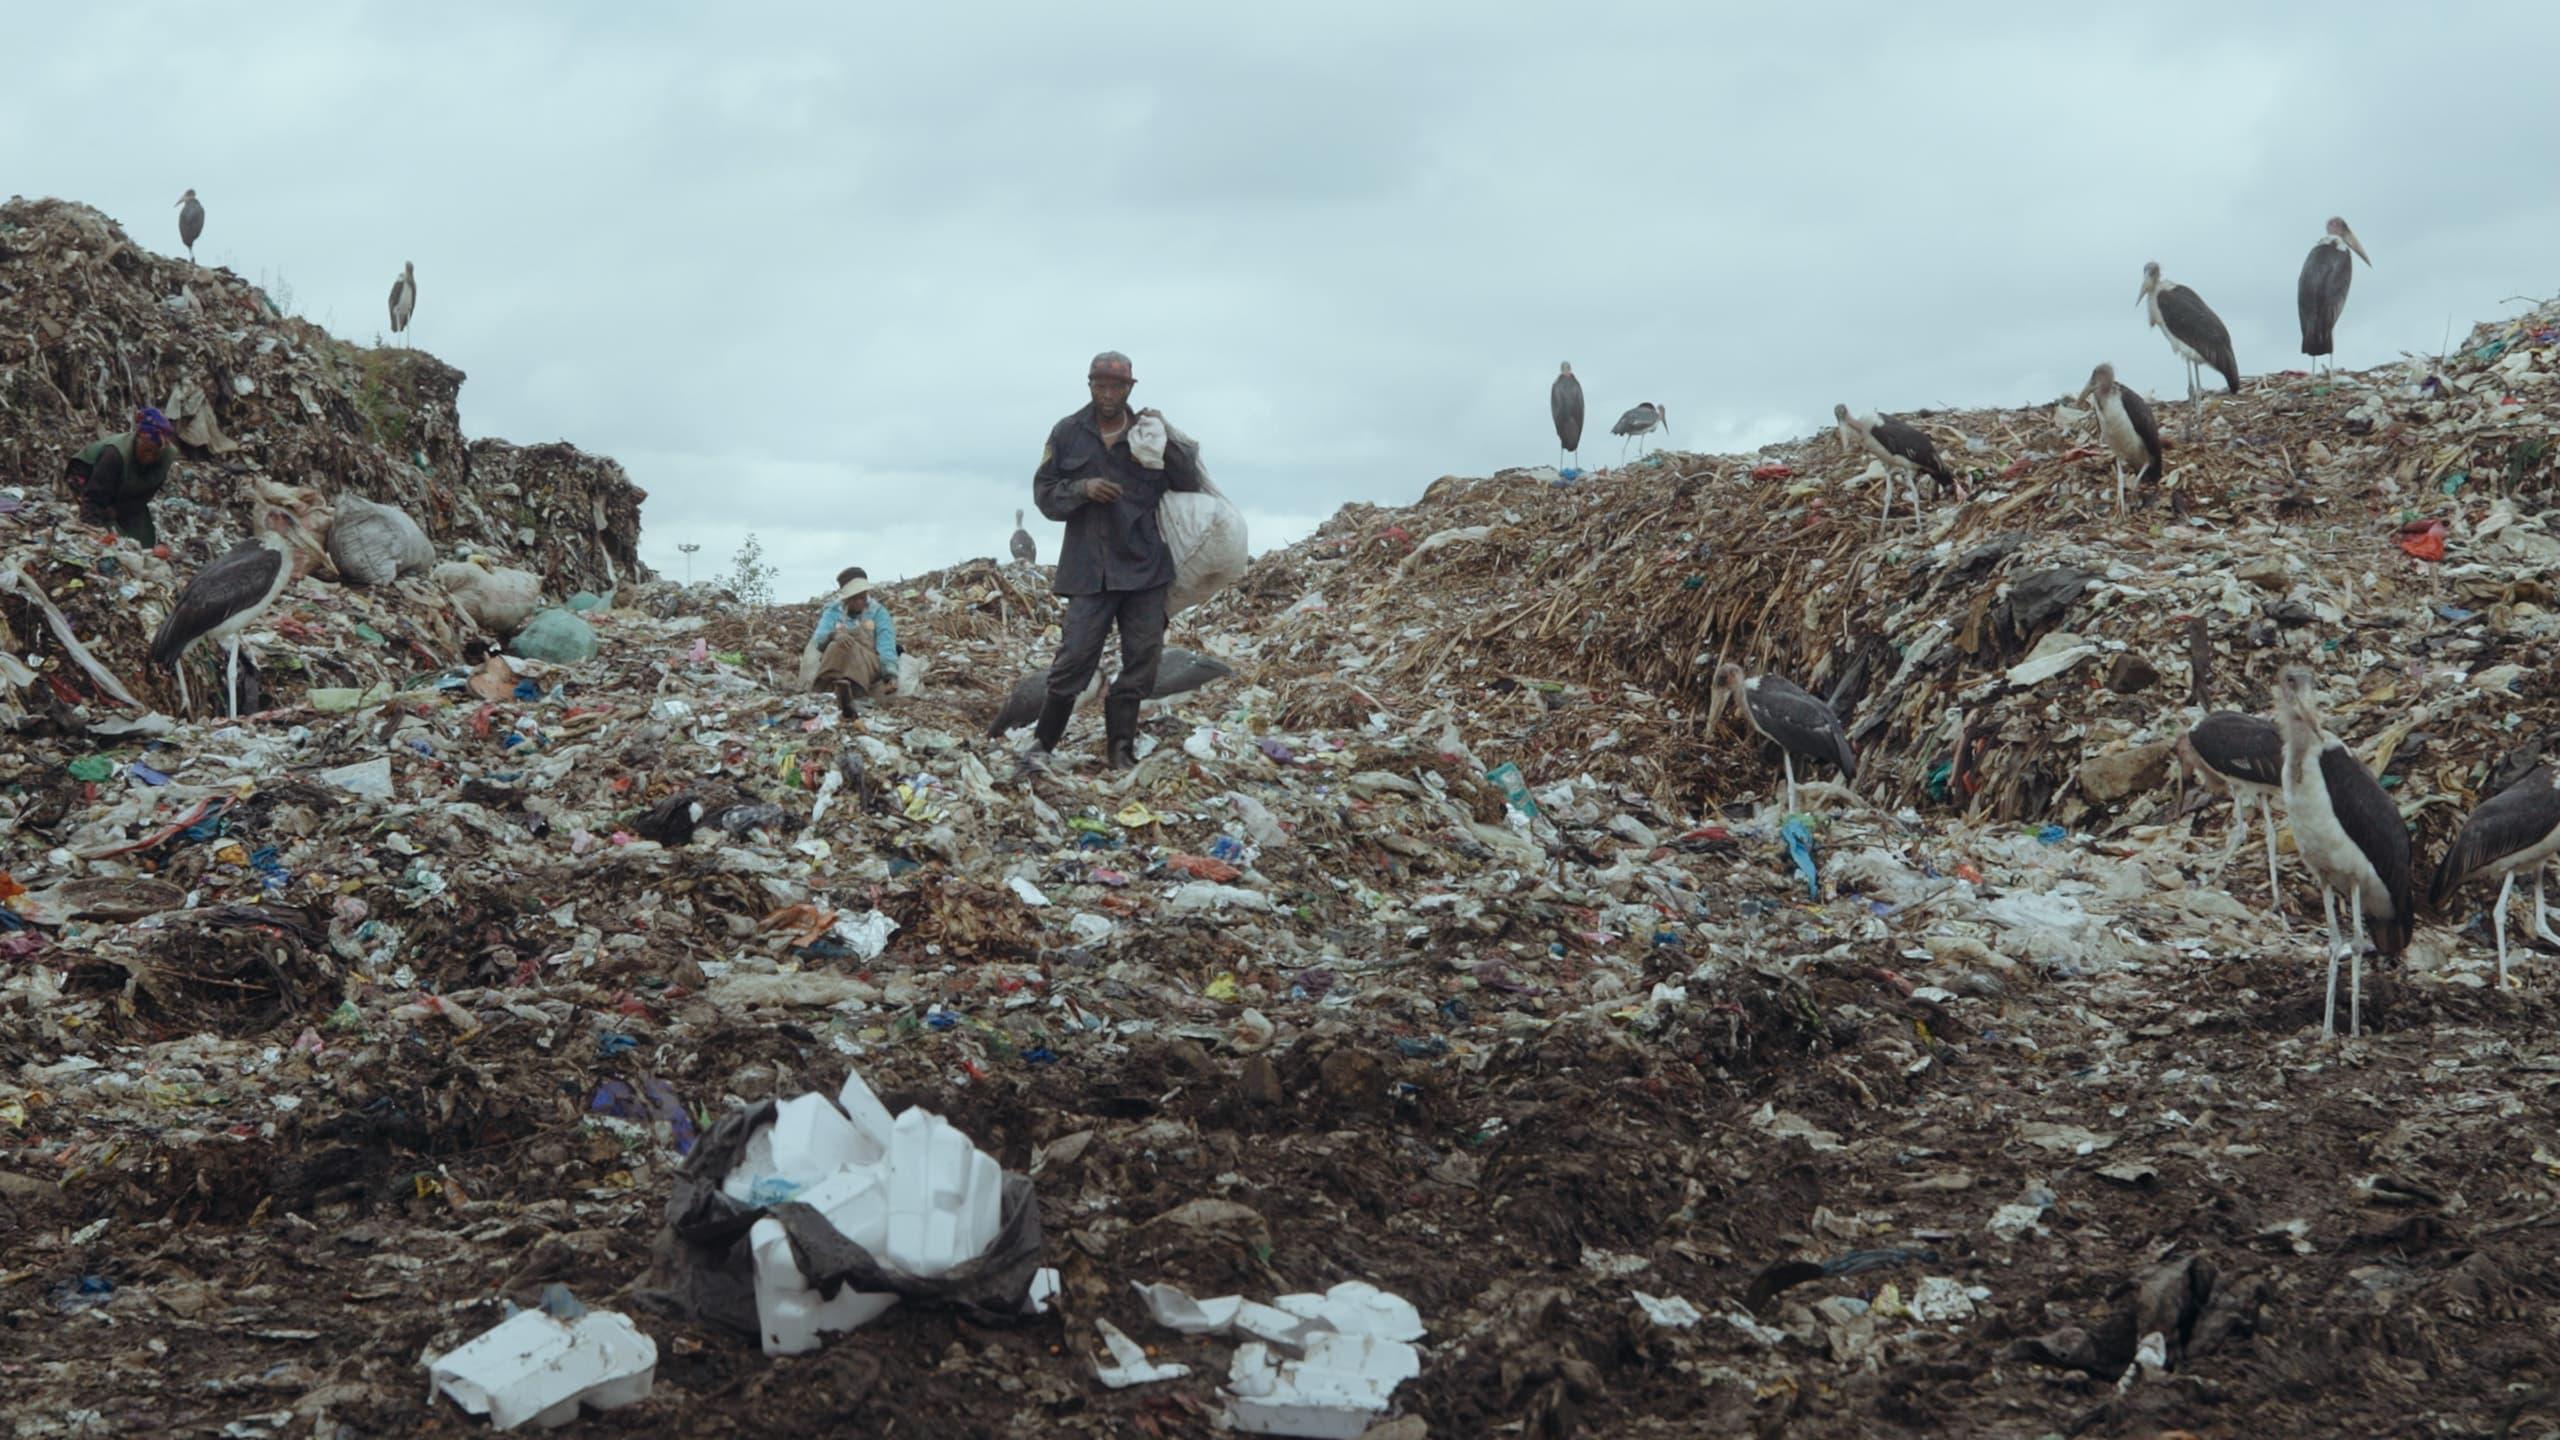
[
  {"x1": 1165, "y1": 853, "x2": 1242, "y2": 883},
  {"x1": 758, "y1": 903, "x2": 836, "y2": 946},
  {"x1": 2396, "y1": 517, "x2": 2447, "y2": 562}
]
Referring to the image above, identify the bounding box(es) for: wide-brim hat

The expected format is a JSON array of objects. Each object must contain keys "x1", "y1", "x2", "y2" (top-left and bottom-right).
[{"x1": 834, "y1": 576, "x2": 872, "y2": 603}]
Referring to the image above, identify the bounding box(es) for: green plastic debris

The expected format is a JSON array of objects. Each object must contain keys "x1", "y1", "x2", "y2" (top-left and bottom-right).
[
  {"x1": 68, "y1": 757, "x2": 117, "y2": 782},
  {"x1": 510, "y1": 608, "x2": 600, "y2": 664},
  {"x1": 353, "y1": 623, "x2": 387, "y2": 646},
  {"x1": 2441, "y1": 471, "x2": 2468, "y2": 496},
  {"x1": 568, "y1": 591, "x2": 604, "y2": 613},
  {"x1": 311, "y1": 683, "x2": 395, "y2": 714},
  {"x1": 1486, "y1": 761, "x2": 1538, "y2": 816},
  {"x1": 325, "y1": 1000, "x2": 366, "y2": 1034}
]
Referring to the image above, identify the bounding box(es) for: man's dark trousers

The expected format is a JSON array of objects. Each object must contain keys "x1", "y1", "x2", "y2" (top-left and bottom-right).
[{"x1": 1034, "y1": 584, "x2": 1169, "y2": 753}]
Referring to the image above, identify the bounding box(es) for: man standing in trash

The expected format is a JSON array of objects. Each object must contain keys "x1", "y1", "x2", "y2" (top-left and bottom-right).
[
  {"x1": 807, "y1": 566, "x2": 897, "y2": 715},
  {"x1": 65, "y1": 407, "x2": 179, "y2": 546},
  {"x1": 1026, "y1": 350, "x2": 1202, "y2": 771}
]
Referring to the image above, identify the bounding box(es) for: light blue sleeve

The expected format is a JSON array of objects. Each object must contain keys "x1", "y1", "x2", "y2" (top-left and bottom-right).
[
  {"x1": 811, "y1": 601, "x2": 844, "y2": 649},
  {"x1": 872, "y1": 604, "x2": 897, "y2": 672}
]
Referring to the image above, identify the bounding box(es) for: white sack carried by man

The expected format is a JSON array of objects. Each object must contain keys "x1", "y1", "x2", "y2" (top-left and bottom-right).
[{"x1": 1128, "y1": 411, "x2": 1247, "y2": 615}]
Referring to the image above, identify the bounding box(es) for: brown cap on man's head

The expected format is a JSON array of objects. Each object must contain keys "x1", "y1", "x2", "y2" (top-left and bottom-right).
[{"x1": 1088, "y1": 351, "x2": 1134, "y2": 382}]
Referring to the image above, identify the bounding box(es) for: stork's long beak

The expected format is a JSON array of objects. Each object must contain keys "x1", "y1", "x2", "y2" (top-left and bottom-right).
[{"x1": 2346, "y1": 230, "x2": 2371, "y2": 266}]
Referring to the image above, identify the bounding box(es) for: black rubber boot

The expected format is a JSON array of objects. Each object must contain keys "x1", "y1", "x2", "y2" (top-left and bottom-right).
[
  {"x1": 1031, "y1": 693, "x2": 1078, "y2": 754},
  {"x1": 1104, "y1": 696, "x2": 1141, "y2": 771}
]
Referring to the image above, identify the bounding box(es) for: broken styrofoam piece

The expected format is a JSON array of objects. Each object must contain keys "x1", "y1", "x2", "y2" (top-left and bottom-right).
[
  {"x1": 1224, "y1": 1333, "x2": 1423, "y2": 1438},
  {"x1": 718, "y1": 1126, "x2": 794, "y2": 1207},
  {"x1": 1272, "y1": 1281, "x2": 1425, "y2": 1342},
  {"x1": 1025, "y1": 1268, "x2": 1060, "y2": 1316},
  {"x1": 1235, "y1": 1300, "x2": 1321, "y2": 1349},
  {"x1": 317, "y1": 755, "x2": 396, "y2": 801},
  {"x1": 771, "y1": 1092, "x2": 870, "y2": 1181},
  {"x1": 1631, "y1": 1291, "x2": 1703, "y2": 1328},
  {"x1": 427, "y1": 1307, "x2": 658, "y2": 1430},
  {"x1": 2004, "y1": 644, "x2": 2098, "y2": 687},
  {"x1": 883, "y1": 1108, "x2": 1004, "y2": 1279},
  {"x1": 1092, "y1": 1318, "x2": 1191, "y2": 1389},
  {"x1": 834, "y1": 1070, "x2": 896, "y2": 1158},
  {"x1": 1135, "y1": 1280, "x2": 1243, "y2": 1336},
  {"x1": 789, "y1": 1164, "x2": 891, "y2": 1253},
  {"x1": 748, "y1": 1217, "x2": 898, "y2": 1357}
]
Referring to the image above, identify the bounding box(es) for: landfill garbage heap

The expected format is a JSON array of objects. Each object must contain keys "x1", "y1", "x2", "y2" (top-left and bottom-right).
[
  {"x1": 4, "y1": 199, "x2": 2560, "y2": 1436},
  {"x1": 0, "y1": 198, "x2": 646, "y2": 604}
]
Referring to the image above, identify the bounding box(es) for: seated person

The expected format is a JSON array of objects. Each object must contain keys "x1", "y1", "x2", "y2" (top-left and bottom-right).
[{"x1": 805, "y1": 567, "x2": 896, "y2": 711}]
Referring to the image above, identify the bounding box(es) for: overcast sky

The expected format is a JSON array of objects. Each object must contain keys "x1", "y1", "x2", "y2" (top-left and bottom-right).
[{"x1": 8, "y1": 3, "x2": 2555, "y2": 600}]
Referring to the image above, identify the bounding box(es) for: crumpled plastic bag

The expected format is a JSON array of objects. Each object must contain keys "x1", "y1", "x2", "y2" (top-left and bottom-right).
[
  {"x1": 326, "y1": 493, "x2": 435, "y2": 586},
  {"x1": 2396, "y1": 517, "x2": 2446, "y2": 563},
  {"x1": 512, "y1": 608, "x2": 600, "y2": 663},
  {"x1": 1159, "y1": 424, "x2": 1247, "y2": 614},
  {"x1": 1128, "y1": 410, "x2": 1171, "y2": 470},
  {"x1": 649, "y1": 1101, "x2": 1047, "y2": 1338}
]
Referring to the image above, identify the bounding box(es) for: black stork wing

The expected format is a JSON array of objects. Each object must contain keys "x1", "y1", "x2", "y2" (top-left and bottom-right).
[
  {"x1": 986, "y1": 672, "x2": 1048, "y2": 738},
  {"x1": 2428, "y1": 766, "x2": 2560, "y2": 907},
  {"x1": 1750, "y1": 674, "x2": 1856, "y2": 778},
  {"x1": 984, "y1": 648, "x2": 1231, "y2": 737},
  {"x1": 1153, "y1": 646, "x2": 1234, "y2": 699},
  {"x1": 2117, "y1": 388, "x2": 2164, "y2": 480},
  {"x1": 1611, "y1": 404, "x2": 1656, "y2": 436},
  {"x1": 1869, "y1": 417, "x2": 1949, "y2": 481},
  {"x1": 2297, "y1": 243, "x2": 2352, "y2": 356},
  {"x1": 2320, "y1": 741, "x2": 2412, "y2": 952},
  {"x1": 2188, "y1": 711, "x2": 2280, "y2": 787},
  {"x1": 151, "y1": 540, "x2": 281, "y2": 668},
  {"x1": 1551, "y1": 371, "x2": 1585, "y2": 451},
  {"x1": 2160, "y1": 284, "x2": 2240, "y2": 392},
  {"x1": 1010, "y1": 528, "x2": 1037, "y2": 563}
]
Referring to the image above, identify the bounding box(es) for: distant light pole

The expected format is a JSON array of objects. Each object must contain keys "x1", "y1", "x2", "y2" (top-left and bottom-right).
[{"x1": 677, "y1": 542, "x2": 700, "y2": 584}]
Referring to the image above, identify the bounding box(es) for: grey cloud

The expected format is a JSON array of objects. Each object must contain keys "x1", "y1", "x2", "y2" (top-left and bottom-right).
[{"x1": 7, "y1": 1, "x2": 2555, "y2": 603}]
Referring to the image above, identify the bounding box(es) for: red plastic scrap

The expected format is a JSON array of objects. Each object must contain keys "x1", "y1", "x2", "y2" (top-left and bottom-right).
[
  {"x1": 2396, "y1": 518, "x2": 2447, "y2": 562},
  {"x1": 1166, "y1": 853, "x2": 1242, "y2": 883},
  {"x1": 1749, "y1": 462, "x2": 1794, "y2": 480}
]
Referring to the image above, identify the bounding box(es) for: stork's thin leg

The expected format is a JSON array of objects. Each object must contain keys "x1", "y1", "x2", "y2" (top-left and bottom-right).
[
  {"x1": 2113, "y1": 458, "x2": 2126, "y2": 514},
  {"x1": 2494, "y1": 870, "x2": 2516, "y2": 989},
  {"x1": 2261, "y1": 796, "x2": 2285, "y2": 918},
  {"x1": 2534, "y1": 865, "x2": 2560, "y2": 948},
  {"x1": 1782, "y1": 752, "x2": 1798, "y2": 818},
  {"x1": 2211, "y1": 800, "x2": 2248, "y2": 882},
  {"x1": 224, "y1": 637, "x2": 242, "y2": 719},
  {"x1": 2349, "y1": 888, "x2": 2368, "y2": 1038},
  {"x1": 175, "y1": 656, "x2": 192, "y2": 718},
  {"x1": 2321, "y1": 886, "x2": 2342, "y2": 1041}
]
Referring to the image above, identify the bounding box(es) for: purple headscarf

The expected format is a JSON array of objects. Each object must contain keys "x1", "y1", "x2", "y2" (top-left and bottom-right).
[{"x1": 134, "y1": 406, "x2": 175, "y2": 441}]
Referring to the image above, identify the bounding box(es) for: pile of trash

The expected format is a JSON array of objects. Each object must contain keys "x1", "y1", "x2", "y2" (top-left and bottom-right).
[
  {"x1": 3, "y1": 198, "x2": 2558, "y2": 1439},
  {"x1": 0, "y1": 197, "x2": 644, "y2": 605},
  {"x1": 1187, "y1": 297, "x2": 2560, "y2": 863}
]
